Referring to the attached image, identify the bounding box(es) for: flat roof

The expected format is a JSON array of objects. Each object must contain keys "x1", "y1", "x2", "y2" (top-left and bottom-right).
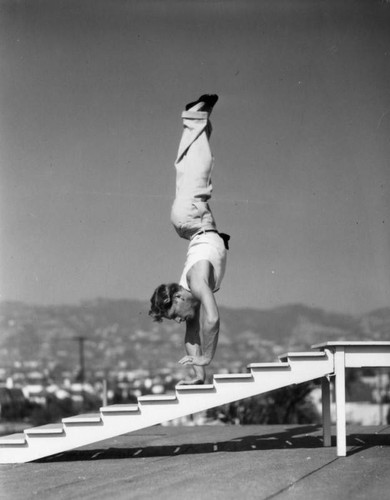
[{"x1": 1, "y1": 424, "x2": 389, "y2": 499}]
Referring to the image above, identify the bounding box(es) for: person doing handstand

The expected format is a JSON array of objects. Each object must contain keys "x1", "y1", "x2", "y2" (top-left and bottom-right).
[{"x1": 149, "y1": 94, "x2": 229, "y2": 385}]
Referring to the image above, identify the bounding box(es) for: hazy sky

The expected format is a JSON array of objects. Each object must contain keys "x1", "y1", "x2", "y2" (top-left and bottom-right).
[{"x1": 1, "y1": 0, "x2": 389, "y2": 314}]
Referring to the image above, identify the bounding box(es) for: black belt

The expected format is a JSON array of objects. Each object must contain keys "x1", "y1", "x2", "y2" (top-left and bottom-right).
[{"x1": 194, "y1": 229, "x2": 230, "y2": 250}]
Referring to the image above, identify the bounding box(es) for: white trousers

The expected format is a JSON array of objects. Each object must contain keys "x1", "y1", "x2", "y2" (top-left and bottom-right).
[{"x1": 170, "y1": 109, "x2": 217, "y2": 240}]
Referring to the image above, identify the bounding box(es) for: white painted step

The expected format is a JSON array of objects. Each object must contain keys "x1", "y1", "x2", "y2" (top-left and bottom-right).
[
  {"x1": 100, "y1": 404, "x2": 139, "y2": 413},
  {"x1": 25, "y1": 424, "x2": 64, "y2": 435},
  {"x1": 248, "y1": 362, "x2": 290, "y2": 369},
  {"x1": 62, "y1": 413, "x2": 101, "y2": 424},
  {"x1": 279, "y1": 351, "x2": 326, "y2": 361},
  {"x1": 0, "y1": 433, "x2": 26, "y2": 445},
  {"x1": 138, "y1": 394, "x2": 177, "y2": 403},
  {"x1": 176, "y1": 384, "x2": 215, "y2": 391},
  {"x1": 214, "y1": 373, "x2": 253, "y2": 380}
]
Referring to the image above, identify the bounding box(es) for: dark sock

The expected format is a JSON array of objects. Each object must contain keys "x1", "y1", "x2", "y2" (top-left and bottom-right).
[{"x1": 185, "y1": 94, "x2": 219, "y2": 111}]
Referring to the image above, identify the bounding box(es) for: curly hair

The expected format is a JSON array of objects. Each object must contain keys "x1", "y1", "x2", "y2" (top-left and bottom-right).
[{"x1": 149, "y1": 283, "x2": 181, "y2": 322}]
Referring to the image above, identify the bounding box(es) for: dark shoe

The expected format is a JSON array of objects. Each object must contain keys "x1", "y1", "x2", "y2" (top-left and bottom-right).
[{"x1": 185, "y1": 94, "x2": 219, "y2": 111}]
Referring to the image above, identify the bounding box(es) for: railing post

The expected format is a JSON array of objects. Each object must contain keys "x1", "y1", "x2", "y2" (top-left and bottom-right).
[
  {"x1": 334, "y1": 347, "x2": 347, "y2": 456},
  {"x1": 321, "y1": 375, "x2": 332, "y2": 447}
]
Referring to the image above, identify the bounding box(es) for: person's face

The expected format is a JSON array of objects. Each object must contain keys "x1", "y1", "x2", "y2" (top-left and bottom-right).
[{"x1": 165, "y1": 293, "x2": 196, "y2": 323}]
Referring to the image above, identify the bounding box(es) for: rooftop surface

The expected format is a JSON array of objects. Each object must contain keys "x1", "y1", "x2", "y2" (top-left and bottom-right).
[{"x1": 1, "y1": 424, "x2": 389, "y2": 500}]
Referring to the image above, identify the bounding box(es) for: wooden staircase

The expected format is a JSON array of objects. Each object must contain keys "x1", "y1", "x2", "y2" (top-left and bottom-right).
[{"x1": 0, "y1": 349, "x2": 333, "y2": 463}]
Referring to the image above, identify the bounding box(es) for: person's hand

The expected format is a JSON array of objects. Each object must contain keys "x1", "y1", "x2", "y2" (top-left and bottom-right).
[
  {"x1": 178, "y1": 355, "x2": 209, "y2": 366},
  {"x1": 177, "y1": 378, "x2": 205, "y2": 386}
]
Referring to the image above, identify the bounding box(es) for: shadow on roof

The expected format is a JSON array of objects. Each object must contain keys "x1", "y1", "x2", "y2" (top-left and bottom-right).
[{"x1": 36, "y1": 425, "x2": 390, "y2": 463}]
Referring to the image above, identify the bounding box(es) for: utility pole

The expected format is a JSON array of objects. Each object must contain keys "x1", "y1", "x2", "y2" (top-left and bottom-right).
[
  {"x1": 73, "y1": 336, "x2": 87, "y2": 383},
  {"x1": 71, "y1": 336, "x2": 89, "y2": 411}
]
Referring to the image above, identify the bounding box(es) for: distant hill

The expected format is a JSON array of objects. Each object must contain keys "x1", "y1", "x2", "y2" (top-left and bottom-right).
[{"x1": 0, "y1": 300, "x2": 389, "y2": 376}]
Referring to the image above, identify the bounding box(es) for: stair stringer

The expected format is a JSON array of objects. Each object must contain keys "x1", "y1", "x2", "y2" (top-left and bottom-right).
[{"x1": 0, "y1": 351, "x2": 334, "y2": 463}]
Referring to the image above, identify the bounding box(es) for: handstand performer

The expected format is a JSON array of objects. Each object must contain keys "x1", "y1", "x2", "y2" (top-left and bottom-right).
[{"x1": 149, "y1": 94, "x2": 229, "y2": 385}]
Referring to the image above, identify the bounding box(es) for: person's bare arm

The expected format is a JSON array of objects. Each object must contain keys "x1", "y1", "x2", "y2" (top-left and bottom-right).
[
  {"x1": 177, "y1": 309, "x2": 206, "y2": 383},
  {"x1": 179, "y1": 260, "x2": 219, "y2": 367}
]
